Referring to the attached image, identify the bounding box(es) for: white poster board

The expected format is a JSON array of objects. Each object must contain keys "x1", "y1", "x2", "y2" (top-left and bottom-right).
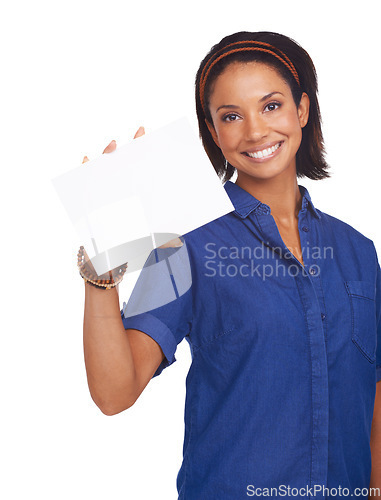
[{"x1": 52, "y1": 117, "x2": 234, "y2": 275}]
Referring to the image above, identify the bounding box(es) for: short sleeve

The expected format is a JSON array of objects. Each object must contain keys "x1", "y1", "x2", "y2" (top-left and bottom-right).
[
  {"x1": 375, "y1": 247, "x2": 381, "y2": 382},
  {"x1": 120, "y1": 240, "x2": 193, "y2": 378}
]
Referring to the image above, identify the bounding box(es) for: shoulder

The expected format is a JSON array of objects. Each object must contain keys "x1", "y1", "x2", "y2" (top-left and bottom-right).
[
  {"x1": 182, "y1": 211, "x2": 234, "y2": 245},
  {"x1": 317, "y1": 208, "x2": 376, "y2": 256},
  {"x1": 318, "y1": 208, "x2": 370, "y2": 239}
]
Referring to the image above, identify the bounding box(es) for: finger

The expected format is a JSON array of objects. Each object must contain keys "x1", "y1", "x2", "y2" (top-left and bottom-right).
[
  {"x1": 83, "y1": 248, "x2": 97, "y2": 275},
  {"x1": 103, "y1": 139, "x2": 117, "y2": 154},
  {"x1": 133, "y1": 126, "x2": 145, "y2": 139},
  {"x1": 82, "y1": 156, "x2": 89, "y2": 164}
]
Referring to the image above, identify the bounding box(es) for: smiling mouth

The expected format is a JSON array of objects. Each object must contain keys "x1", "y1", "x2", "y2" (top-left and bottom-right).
[{"x1": 242, "y1": 141, "x2": 284, "y2": 159}]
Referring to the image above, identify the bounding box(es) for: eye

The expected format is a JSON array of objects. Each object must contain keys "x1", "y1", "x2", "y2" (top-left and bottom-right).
[
  {"x1": 264, "y1": 101, "x2": 281, "y2": 112},
  {"x1": 222, "y1": 113, "x2": 240, "y2": 122}
]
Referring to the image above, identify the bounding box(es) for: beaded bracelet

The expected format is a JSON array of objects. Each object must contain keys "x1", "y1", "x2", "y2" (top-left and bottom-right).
[{"x1": 77, "y1": 246, "x2": 128, "y2": 290}]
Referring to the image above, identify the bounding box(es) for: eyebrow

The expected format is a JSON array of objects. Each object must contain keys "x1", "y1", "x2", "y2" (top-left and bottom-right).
[{"x1": 216, "y1": 91, "x2": 284, "y2": 112}]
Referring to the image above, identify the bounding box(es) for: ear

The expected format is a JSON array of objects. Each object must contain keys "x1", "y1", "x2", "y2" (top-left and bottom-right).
[
  {"x1": 298, "y1": 92, "x2": 310, "y2": 128},
  {"x1": 205, "y1": 118, "x2": 220, "y2": 148}
]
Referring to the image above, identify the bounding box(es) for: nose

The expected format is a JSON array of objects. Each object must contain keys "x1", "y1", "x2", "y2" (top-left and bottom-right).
[{"x1": 243, "y1": 113, "x2": 269, "y2": 142}]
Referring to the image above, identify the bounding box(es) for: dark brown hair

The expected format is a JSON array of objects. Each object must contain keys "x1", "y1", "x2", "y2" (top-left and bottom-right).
[{"x1": 195, "y1": 31, "x2": 331, "y2": 182}]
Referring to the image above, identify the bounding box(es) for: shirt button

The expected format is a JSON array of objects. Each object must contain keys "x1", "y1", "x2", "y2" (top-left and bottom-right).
[
  {"x1": 321, "y1": 313, "x2": 326, "y2": 321},
  {"x1": 302, "y1": 226, "x2": 309, "y2": 232},
  {"x1": 309, "y1": 267, "x2": 316, "y2": 275}
]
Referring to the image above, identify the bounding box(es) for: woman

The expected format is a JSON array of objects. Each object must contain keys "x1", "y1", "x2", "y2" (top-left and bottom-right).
[{"x1": 80, "y1": 31, "x2": 381, "y2": 498}]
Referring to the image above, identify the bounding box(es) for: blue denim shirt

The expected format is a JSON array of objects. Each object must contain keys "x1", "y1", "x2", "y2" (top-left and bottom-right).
[{"x1": 121, "y1": 180, "x2": 381, "y2": 499}]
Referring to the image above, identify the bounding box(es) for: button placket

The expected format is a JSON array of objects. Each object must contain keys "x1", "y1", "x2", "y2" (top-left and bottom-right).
[{"x1": 297, "y1": 212, "x2": 310, "y2": 272}]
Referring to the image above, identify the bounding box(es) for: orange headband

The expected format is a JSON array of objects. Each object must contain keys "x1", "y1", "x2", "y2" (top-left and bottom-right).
[{"x1": 199, "y1": 40, "x2": 300, "y2": 115}]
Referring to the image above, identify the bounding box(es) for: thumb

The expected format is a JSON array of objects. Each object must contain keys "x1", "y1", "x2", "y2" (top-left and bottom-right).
[{"x1": 134, "y1": 126, "x2": 145, "y2": 139}]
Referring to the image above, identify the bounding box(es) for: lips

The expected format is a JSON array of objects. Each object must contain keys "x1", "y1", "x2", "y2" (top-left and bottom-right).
[
  {"x1": 242, "y1": 140, "x2": 284, "y2": 155},
  {"x1": 241, "y1": 140, "x2": 284, "y2": 161}
]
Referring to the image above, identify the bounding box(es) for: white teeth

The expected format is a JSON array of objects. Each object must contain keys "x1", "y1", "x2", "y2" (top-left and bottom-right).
[{"x1": 246, "y1": 142, "x2": 281, "y2": 159}]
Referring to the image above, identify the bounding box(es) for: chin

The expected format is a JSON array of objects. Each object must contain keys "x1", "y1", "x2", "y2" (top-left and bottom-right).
[{"x1": 236, "y1": 163, "x2": 290, "y2": 181}]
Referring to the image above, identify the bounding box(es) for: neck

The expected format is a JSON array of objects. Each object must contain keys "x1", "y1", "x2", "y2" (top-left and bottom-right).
[{"x1": 235, "y1": 169, "x2": 302, "y2": 227}]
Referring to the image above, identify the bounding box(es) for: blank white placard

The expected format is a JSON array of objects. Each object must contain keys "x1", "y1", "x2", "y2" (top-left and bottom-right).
[{"x1": 52, "y1": 116, "x2": 234, "y2": 275}]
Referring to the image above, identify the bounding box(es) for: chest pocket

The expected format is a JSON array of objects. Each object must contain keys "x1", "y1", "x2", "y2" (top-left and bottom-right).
[{"x1": 345, "y1": 280, "x2": 377, "y2": 363}]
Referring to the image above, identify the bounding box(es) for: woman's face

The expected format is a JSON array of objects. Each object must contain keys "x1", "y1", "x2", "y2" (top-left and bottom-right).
[{"x1": 206, "y1": 61, "x2": 310, "y2": 185}]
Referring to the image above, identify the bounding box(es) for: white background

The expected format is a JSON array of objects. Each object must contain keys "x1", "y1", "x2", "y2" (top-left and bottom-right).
[{"x1": 1, "y1": 1, "x2": 380, "y2": 499}]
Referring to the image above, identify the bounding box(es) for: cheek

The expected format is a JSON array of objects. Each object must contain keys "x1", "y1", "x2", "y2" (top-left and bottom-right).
[
  {"x1": 217, "y1": 126, "x2": 241, "y2": 150},
  {"x1": 276, "y1": 111, "x2": 302, "y2": 138}
]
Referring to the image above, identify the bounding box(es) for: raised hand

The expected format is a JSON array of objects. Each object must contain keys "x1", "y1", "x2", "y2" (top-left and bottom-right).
[{"x1": 80, "y1": 126, "x2": 146, "y2": 279}]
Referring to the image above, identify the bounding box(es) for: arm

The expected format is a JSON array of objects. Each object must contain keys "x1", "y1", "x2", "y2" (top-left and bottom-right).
[
  {"x1": 369, "y1": 381, "x2": 381, "y2": 498},
  {"x1": 82, "y1": 129, "x2": 165, "y2": 416},
  {"x1": 83, "y1": 283, "x2": 165, "y2": 416}
]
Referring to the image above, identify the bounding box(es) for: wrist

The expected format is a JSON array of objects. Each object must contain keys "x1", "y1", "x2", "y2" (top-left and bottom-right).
[{"x1": 77, "y1": 246, "x2": 127, "y2": 290}]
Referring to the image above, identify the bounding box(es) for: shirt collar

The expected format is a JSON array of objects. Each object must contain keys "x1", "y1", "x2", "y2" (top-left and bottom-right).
[{"x1": 223, "y1": 180, "x2": 321, "y2": 220}]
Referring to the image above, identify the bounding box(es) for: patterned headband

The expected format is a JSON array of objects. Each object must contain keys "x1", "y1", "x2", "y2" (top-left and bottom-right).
[{"x1": 199, "y1": 40, "x2": 301, "y2": 115}]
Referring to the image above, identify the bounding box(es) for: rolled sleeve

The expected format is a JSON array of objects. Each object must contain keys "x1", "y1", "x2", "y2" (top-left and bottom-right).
[{"x1": 121, "y1": 311, "x2": 178, "y2": 377}]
